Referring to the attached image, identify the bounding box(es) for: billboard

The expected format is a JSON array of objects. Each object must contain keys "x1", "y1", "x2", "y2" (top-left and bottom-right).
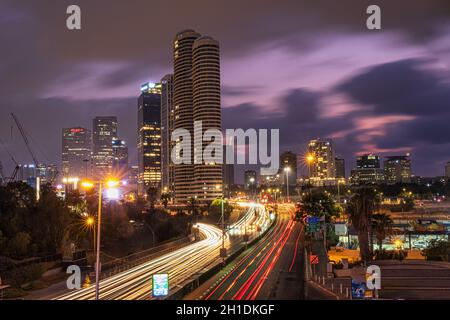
[{"x1": 152, "y1": 273, "x2": 169, "y2": 297}]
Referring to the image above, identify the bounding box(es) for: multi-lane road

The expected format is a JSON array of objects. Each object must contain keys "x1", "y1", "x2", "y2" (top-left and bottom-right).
[
  {"x1": 196, "y1": 204, "x2": 305, "y2": 300},
  {"x1": 55, "y1": 204, "x2": 270, "y2": 300}
]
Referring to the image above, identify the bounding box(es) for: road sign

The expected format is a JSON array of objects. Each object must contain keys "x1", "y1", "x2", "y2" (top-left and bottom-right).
[
  {"x1": 310, "y1": 255, "x2": 319, "y2": 265},
  {"x1": 351, "y1": 280, "x2": 366, "y2": 299},
  {"x1": 307, "y1": 216, "x2": 320, "y2": 224},
  {"x1": 152, "y1": 273, "x2": 169, "y2": 297}
]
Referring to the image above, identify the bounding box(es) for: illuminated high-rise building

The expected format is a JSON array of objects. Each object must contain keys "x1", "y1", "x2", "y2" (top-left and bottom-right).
[
  {"x1": 308, "y1": 138, "x2": 336, "y2": 186},
  {"x1": 445, "y1": 162, "x2": 450, "y2": 178},
  {"x1": 335, "y1": 158, "x2": 345, "y2": 179},
  {"x1": 384, "y1": 155, "x2": 412, "y2": 184},
  {"x1": 62, "y1": 127, "x2": 91, "y2": 179},
  {"x1": 192, "y1": 35, "x2": 222, "y2": 203},
  {"x1": 112, "y1": 138, "x2": 128, "y2": 179},
  {"x1": 172, "y1": 30, "x2": 222, "y2": 203},
  {"x1": 138, "y1": 82, "x2": 161, "y2": 195},
  {"x1": 350, "y1": 154, "x2": 384, "y2": 185},
  {"x1": 92, "y1": 117, "x2": 117, "y2": 179},
  {"x1": 161, "y1": 74, "x2": 174, "y2": 195}
]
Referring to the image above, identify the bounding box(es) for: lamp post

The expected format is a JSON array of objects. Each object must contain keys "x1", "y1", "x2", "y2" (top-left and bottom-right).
[
  {"x1": 284, "y1": 167, "x2": 290, "y2": 202},
  {"x1": 85, "y1": 216, "x2": 96, "y2": 254},
  {"x1": 249, "y1": 177, "x2": 255, "y2": 200},
  {"x1": 81, "y1": 178, "x2": 119, "y2": 300},
  {"x1": 306, "y1": 154, "x2": 314, "y2": 194}
]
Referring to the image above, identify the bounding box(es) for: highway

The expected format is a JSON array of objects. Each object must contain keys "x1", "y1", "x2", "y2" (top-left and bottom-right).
[
  {"x1": 200, "y1": 204, "x2": 304, "y2": 300},
  {"x1": 55, "y1": 204, "x2": 270, "y2": 300}
]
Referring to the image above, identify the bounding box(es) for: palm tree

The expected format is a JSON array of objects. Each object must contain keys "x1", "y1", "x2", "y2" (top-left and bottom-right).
[
  {"x1": 146, "y1": 187, "x2": 158, "y2": 211},
  {"x1": 160, "y1": 193, "x2": 171, "y2": 209},
  {"x1": 347, "y1": 187, "x2": 380, "y2": 263},
  {"x1": 187, "y1": 196, "x2": 199, "y2": 220},
  {"x1": 371, "y1": 213, "x2": 393, "y2": 251}
]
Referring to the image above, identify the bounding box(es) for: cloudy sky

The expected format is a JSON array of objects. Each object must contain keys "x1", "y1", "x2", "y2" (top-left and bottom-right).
[{"x1": 1, "y1": 0, "x2": 449, "y2": 181}]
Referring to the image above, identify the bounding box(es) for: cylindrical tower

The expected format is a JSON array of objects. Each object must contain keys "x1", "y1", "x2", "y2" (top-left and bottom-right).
[
  {"x1": 192, "y1": 36, "x2": 222, "y2": 203},
  {"x1": 173, "y1": 30, "x2": 200, "y2": 203}
]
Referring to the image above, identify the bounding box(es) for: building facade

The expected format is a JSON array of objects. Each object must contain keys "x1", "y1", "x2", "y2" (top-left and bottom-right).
[
  {"x1": 160, "y1": 74, "x2": 174, "y2": 195},
  {"x1": 173, "y1": 30, "x2": 222, "y2": 204},
  {"x1": 112, "y1": 138, "x2": 128, "y2": 179},
  {"x1": 445, "y1": 162, "x2": 450, "y2": 178},
  {"x1": 92, "y1": 117, "x2": 117, "y2": 179},
  {"x1": 335, "y1": 158, "x2": 345, "y2": 179},
  {"x1": 308, "y1": 138, "x2": 336, "y2": 186},
  {"x1": 350, "y1": 154, "x2": 384, "y2": 185},
  {"x1": 138, "y1": 83, "x2": 162, "y2": 195},
  {"x1": 384, "y1": 155, "x2": 412, "y2": 184},
  {"x1": 62, "y1": 127, "x2": 91, "y2": 179}
]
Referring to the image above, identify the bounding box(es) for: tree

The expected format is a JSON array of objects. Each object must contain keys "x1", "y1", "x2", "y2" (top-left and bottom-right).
[
  {"x1": 301, "y1": 191, "x2": 340, "y2": 222},
  {"x1": 209, "y1": 198, "x2": 233, "y2": 222},
  {"x1": 346, "y1": 187, "x2": 380, "y2": 263},
  {"x1": 422, "y1": 239, "x2": 450, "y2": 261},
  {"x1": 187, "y1": 197, "x2": 199, "y2": 217},
  {"x1": 147, "y1": 187, "x2": 158, "y2": 211},
  {"x1": 371, "y1": 213, "x2": 393, "y2": 251},
  {"x1": 160, "y1": 193, "x2": 171, "y2": 209}
]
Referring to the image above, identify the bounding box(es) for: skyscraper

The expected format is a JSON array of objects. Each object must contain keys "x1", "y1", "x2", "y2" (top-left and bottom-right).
[
  {"x1": 138, "y1": 82, "x2": 161, "y2": 195},
  {"x1": 445, "y1": 162, "x2": 450, "y2": 178},
  {"x1": 62, "y1": 127, "x2": 91, "y2": 179},
  {"x1": 335, "y1": 158, "x2": 345, "y2": 179},
  {"x1": 173, "y1": 30, "x2": 200, "y2": 203},
  {"x1": 384, "y1": 155, "x2": 412, "y2": 184},
  {"x1": 350, "y1": 154, "x2": 384, "y2": 185},
  {"x1": 192, "y1": 35, "x2": 222, "y2": 203},
  {"x1": 161, "y1": 74, "x2": 174, "y2": 195},
  {"x1": 92, "y1": 117, "x2": 117, "y2": 179},
  {"x1": 173, "y1": 30, "x2": 222, "y2": 204},
  {"x1": 308, "y1": 138, "x2": 336, "y2": 186},
  {"x1": 279, "y1": 151, "x2": 297, "y2": 185},
  {"x1": 112, "y1": 138, "x2": 128, "y2": 179}
]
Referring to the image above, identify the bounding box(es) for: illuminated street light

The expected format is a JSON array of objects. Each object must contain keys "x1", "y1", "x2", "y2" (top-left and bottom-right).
[
  {"x1": 79, "y1": 177, "x2": 121, "y2": 300},
  {"x1": 284, "y1": 167, "x2": 290, "y2": 202}
]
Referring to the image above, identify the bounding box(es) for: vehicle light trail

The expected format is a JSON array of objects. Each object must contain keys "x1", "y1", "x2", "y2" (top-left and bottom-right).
[{"x1": 55, "y1": 204, "x2": 270, "y2": 300}]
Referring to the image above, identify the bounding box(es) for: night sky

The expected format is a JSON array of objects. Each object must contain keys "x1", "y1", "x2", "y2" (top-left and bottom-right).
[{"x1": 1, "y1": 0, "x2": 450, "y2": 182}]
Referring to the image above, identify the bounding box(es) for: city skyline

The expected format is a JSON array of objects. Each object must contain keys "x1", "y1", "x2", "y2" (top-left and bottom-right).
[{"x1": 1, "y1": 1, "x2": 450, "y2": 182}]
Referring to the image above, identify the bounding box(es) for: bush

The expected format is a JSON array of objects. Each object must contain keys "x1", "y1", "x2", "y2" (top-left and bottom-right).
[
  {"x1": 422, "y1": 239, "x2": 450, "y2": 261},
  {"x1": 374, "y1": 249, "x2": 408, "y2": 261},
  {"x1": 4, "y1": 263, "x2": 45, "y2": 288}
]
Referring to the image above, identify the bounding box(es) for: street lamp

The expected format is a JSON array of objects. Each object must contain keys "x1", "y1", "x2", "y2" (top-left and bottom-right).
[
  {"x1": 85, "y1": 216, "x2": 96, "y2": 253},
  {"x1": 284, "y1": 167, "x2": 290, "y2": 202},
  {"x1": 80, "y1": 178, "x2": 119, "y2": 300}
]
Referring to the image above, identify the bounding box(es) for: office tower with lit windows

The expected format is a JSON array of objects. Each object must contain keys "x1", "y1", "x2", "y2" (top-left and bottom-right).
[
  {"x1": 350, "y1": 154, "x2": 384, "y2": 185},
  {"x1": 279, "y1": 151, "x2": 297, "y2": 186},
  {"x1": 92, "y1": 117, "x2": 117, "y2": 179},
  {"x1": 192, "y1": 35, "x2": 222, "y2": 203},
  {"x1": 308, "y1": 138, "x2": 336, "y2": 186},
  {"x1": 62, "y1": 127, "x2": 91, "y2": 179},
  {"x1": 173, "y1": 30, "x2": 222, "y2": 203},
  {"x1": 112, "y1": 138, "x2": 128, "y2": 179},
  {"x1": 173, "y1": 30, "x2": 200, "y2": 203},
  {"x1": 384, "y1": 155, "x2": 412, "y2": 184},
  {"x1": 161, "y1": 74, "x2": 174, "y2": 195},
  {"x1": 335, "y1": 158, "x2": 345, "y2": 179},
  {"x1": 36, "y1": 164, "x2": 58, "y2": 185},
  {"x1": 138, "y1": 82, "x2": 162, "y2": 195}
]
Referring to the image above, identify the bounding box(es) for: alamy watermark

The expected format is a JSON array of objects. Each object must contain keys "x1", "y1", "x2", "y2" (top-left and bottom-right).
[{"x1": 171, "y1": 121, "x2": 280, "y2": 175}]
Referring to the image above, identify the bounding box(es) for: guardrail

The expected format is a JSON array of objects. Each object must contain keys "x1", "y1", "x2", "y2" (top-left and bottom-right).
[{"x1": 164, "y1": 216, "x2": 277, "y2": 300}]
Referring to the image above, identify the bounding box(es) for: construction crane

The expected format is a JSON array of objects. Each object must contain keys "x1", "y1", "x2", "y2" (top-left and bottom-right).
[
  {"x1": 10, "y1": 113, "x2": 39, "y2": 167},
  {"x1": 10, "y1": 113, "x2": 59, "y2": 184},
  {"x1": 0, "y1": 138, "x2": 20, "y2": 183}
]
